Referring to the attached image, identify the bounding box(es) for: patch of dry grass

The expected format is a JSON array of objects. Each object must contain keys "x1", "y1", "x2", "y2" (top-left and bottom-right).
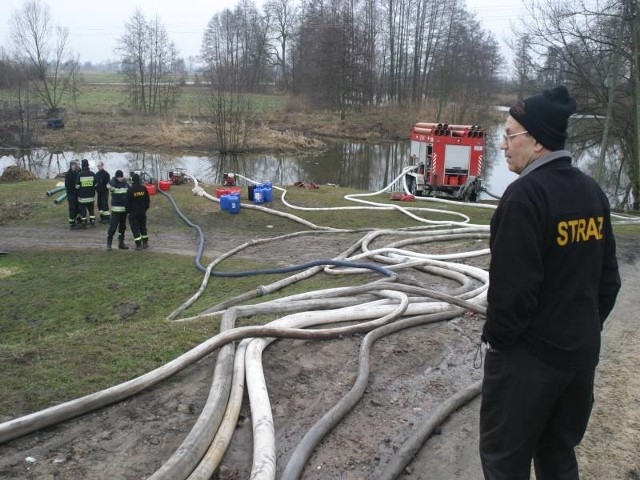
[{"x1": 31, "y1": 89, "x2": 498, "y2": 154}]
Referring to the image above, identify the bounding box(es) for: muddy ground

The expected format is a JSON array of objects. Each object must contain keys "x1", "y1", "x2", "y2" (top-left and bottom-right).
[{"x1": 0, "y1": 217, "x2": 638, "y2": 480}]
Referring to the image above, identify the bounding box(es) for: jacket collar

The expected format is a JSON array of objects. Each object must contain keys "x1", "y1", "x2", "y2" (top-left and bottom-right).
[{"x1": 520, "y1": 150, "x2": 572, "y2": 177}]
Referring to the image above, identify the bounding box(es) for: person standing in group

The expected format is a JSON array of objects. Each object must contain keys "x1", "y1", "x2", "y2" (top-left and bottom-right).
[
  {"x1": 94, "y1": 161, "x2": 111, "y2": 224},
  {"x1": 126, "y1": 173, "x2": 150, "y2": 250},
  {"x1": 106, "y1": 170, "x2": 130, "y2": 251},
  {"x1": 64, "y1": 160, "x2": 80, "y2": 229},
  {"x1": 479, "y1": 86, "x2": 621, "y2": 480},
  {"x1": 76, "y1": 159, "x2": 96, "y2": 228}
]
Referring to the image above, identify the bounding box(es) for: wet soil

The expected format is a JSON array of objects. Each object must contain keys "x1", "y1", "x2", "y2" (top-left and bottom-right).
[{"x1": 0, "y1": 220, "x2": 638, "y2": 480}]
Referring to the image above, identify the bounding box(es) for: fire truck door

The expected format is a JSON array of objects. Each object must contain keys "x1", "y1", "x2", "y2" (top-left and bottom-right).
[{"x1": 444, "y1": 144, "x2": 471, "y2": 170}]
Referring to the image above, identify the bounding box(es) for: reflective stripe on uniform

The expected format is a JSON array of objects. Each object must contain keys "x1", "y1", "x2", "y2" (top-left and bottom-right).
[{"x1": 108, "y1": 186, "x2": 128, "y2": 195}]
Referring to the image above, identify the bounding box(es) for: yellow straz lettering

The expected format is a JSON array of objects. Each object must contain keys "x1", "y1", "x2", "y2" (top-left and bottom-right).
[
  {"x1": 556, "y1": 216, "x2": 603, "y2": 246},
  {"x1": 557, "y1": 222, "x2": 569, "y2": 246},
  {"x1": 577, "y1": 218, "x2": 586, "y2": 241},
  {"x1": 133, "y1": 191, "x2": 145, "y2": 197}
]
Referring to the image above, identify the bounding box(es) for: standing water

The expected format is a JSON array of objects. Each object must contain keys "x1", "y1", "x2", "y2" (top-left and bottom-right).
[{"x1": 0, "y1": 128, "x2": 516, "y2": 198}]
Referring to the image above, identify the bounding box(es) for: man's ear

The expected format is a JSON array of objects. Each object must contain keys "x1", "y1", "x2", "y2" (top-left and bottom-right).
[{"x1": 533, "y1": 140, "x2": 548, "y2": 155}]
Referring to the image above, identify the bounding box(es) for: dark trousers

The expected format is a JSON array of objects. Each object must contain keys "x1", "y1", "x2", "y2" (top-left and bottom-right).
[
  {"x1": 480, "y1": 343, "x2": 595, "y2": 480},
  {"x1": 97, "y1": 190, "x2": 110, "y2": 219},
  {"x1": 79, "y1": 201, "x2": 95, "y2": 223},
  {"x1": 108, "y1": 211, "x2": 127, "y2": 239},
  {"x1": 128, "y1": 213, "x2": 147, "y2": 242},
  {"x1": 67, "y1": 194, "x2": 79, "y2": 224}
]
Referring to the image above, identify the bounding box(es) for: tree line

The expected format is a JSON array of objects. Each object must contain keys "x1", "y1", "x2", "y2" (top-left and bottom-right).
[
  {"x1": 1, "y1": 0, "x2": 503, "y2": 117},
  {"x1": 201, "y1": 0, "x2": 502, "y2": 115}
]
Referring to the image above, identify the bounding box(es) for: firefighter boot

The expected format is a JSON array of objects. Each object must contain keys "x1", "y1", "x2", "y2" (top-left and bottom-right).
[
  {"x1": 107, "y1": 236, "x2": 113, "y2": 251},
  {"x1": 142, "y1": 238, "x2": 149, "y2": 249},
  {"x1": 135, "y1": 240, "x2": 143, "y2": 251},
  {"x1": 118, "y1": 235, "x2": 129, "y2": 250}
]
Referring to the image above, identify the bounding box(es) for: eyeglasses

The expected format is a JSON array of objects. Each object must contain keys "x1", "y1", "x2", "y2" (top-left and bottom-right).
[{"x1": 502, "y1": 130, "x2": 528, "y2": 143}]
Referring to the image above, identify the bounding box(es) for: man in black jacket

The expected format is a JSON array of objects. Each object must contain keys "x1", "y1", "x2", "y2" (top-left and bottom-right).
[
  {"x1": 94, "y1": 161, "x2": 111, "y2": 224},
  {"x1": 480, "y1": 86, "x2": 621, "y2": 480},
  {"x1": 126, "y1": 173, "x2": 150, "y2": 250},
  {"x1": 64, "y1": 160, "x2": 80, "y2": 229}
]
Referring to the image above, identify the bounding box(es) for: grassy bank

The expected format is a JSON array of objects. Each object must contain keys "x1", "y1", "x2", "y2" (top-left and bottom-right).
[
  {"x1": 35, "y1": 99, "x2": 422, "y2": 155},
  {"x1": 0, "y1": 178, "x2": 498, "y2": 417}
]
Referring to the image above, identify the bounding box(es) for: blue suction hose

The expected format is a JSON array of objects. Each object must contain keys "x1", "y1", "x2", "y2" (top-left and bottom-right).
[
  {"x1": 159, "y1": 189, "x2": 394, "y2": 278},
  {"x1": 160, "y1": 189, "x2": 207, "y2": 271}
]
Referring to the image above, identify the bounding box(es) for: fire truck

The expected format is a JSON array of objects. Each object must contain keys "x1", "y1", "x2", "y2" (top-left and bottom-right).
[{"x1": 405, "y1": 122, "x2": 485, "y2": 201}]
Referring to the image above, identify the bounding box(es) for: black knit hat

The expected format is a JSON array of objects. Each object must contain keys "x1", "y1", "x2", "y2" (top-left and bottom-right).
[
  {"x1": 131, "y1": 173, "x2": 140, "y2": 184},
  {"x1": 115, "y1": 170, "x2": 124, "y2": 178},
  {"x1": 81, "y1": 159, "x2": 89, "y2": 168},
  {"x1": 509, "y1": 85, "x2": 577, "y2": 151}
]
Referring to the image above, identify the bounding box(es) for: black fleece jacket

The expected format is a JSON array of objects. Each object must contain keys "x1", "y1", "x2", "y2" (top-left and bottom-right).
[
  {"x1": 126, "y1": 182, "x2": 150, "y2": 215},
  {"x1": 482, "y1": 153, "x2": 621, "y2": 370}
]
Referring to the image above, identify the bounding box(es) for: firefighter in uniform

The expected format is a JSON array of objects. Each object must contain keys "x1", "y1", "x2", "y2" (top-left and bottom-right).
[
  {"x1": 94, "y1": 161, "x2": 111, "y2": 224},
  {"x1": 106, "y1": 170, "x2": 130, "y2": 251},
  {"x1": 64, "y1": 160, "x2": 80, "y2": 229},
  {"x1": 126, "y1": 173, "x2": 150, "y2": 250},
  {"x1": 76, "y1": 159, "x2": 96, "y2": 228}
]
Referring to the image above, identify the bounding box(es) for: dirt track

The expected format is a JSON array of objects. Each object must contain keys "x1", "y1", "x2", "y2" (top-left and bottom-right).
[{"x1": 0, "y1": 221, "x2": 638, "y2": 480}]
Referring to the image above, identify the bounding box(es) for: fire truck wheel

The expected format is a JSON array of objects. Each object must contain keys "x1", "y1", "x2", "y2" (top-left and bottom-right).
[{"x1": 406, "y1": 176, "x2": 417, "y2": 196}]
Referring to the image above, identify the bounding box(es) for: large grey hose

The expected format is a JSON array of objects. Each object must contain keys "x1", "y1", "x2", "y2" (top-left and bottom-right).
[
  {"x1": 246, "y1": 289, "x2": 412, "y2": 480},
  {"x1": 376, "y1": 380, "x2": 483, "y2": 480},
  {"x1": 186, "y1": 339, "x2": 250, "y2": 480},
  {"x1": 281, "y1": 308, "x2": 465, "y2": 479},
  {"x1": 152, "y1": 286, "x2": 409, "y2": 480},
  {"x1": 146, "y1": 308, "x2": 236, "y2": 480},
  {"x1": 0, "y1": 320, "x2": 418, "y2": 445}
]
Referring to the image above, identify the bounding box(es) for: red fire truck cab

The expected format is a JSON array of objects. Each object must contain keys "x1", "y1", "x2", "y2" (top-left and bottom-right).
[{"x1": 406, "y1": 122, "x2": 484, "y2": 201}]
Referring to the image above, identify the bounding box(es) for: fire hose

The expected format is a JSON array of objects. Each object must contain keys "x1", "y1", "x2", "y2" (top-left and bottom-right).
[{"x1": 1, "y1": 173, "x2": 492, "y2": 480}]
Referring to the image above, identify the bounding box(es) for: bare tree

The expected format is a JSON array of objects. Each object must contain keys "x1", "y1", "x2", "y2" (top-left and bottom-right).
[
  {"x1": 207, "y1": 65, "x2": 254, "y2": 154},
  {"x1": 0, "y1": 49, "x2": 38, "y2": 147},
  {"x1": 513, "y1": 0, "x2": 639, "y2": 209},
  {"x1": 511, "y1": 34, "x2": 536, "y2": 99},
  {"x1": 630, "y1": 0, "x2": 640, "y2": 209},
  {"x1": 10, "y1": 0, "x2": 79, "y2": 117},
  {"x1": 116, "y1": 9, "x2": 183, "y2": 115},
  {"x1": 202, "y1": 7, "x2": 261, "y2": 152},
  {"x1": 265, "y1": 0, "x2": 298, "y2": 91},
  {"x1": 293, "y1": 0, "x2": 380, "y2": 110},
  {"x1": 202, "y1": 1, "x2": 271, "y2": 93}
]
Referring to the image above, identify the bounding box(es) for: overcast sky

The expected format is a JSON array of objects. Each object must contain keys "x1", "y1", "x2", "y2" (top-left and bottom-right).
[{"x1": 0, "y1": 0, "x2": 527, "y2": 65}]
